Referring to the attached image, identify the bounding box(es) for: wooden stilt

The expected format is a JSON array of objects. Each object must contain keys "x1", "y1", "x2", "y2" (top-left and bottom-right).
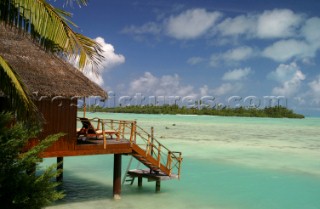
[
  {"x1": 156, "y1": 180, "x2": 161, "y2": 192},
  {"x1": 83, "y1": 97, "x2": 86, "y2": 118},
  {"x1": 138, "y1": 176, "x2": 142, "y2": 187},
  {"x1": 56, "y1": 157, "x2": 63, "y2": 182},
  {"x1": 113, "y1": 154, "x2": 122, "y2": 200}
]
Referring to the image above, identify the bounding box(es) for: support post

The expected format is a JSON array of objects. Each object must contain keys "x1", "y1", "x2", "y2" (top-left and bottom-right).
[
  {"x1": 156, "y1": 180, "x2": 161, "y2": 192},
  {"x1": 56, "y1": 157, "x2": 63, "y2": 182},
  {"x1": 138, "y1": 177, "x2": 142, "y2": 187},
  {"x1": 83, "y1": 97, "x2": 86, "y2": 118},
  {"x1": 113, "y1": 154, "x2": 122, "y2": 200}
]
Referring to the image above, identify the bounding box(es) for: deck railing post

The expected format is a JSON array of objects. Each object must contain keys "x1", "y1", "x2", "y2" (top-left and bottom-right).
[
  {"x1": 129, "y1": 123, "x2": 132, "y2": 142},
  {"x1": 130, "y1": 122, "x2": 134, "y2": 146},
  {"x1": 146, "y1": 135, "x2": 151, "y2": 156},
  {"x1": 120, "y1": 121, "x2": 125, "y2": 138},
  {"x1": 97, "y1": 118, "x2": 101, "y2": 130},
  {"x1": 151, "y1": 127, "x2": 154, "y2": 157},
  {"x1": 178, "y1": 153, "x2": 182, "y2": 179},
  {"x1": 166, "y1": 151, "x2": 172, "y2": 169},
  {"x1": 118, "y1": 121, "x2": 121, "y2": 137},
  {"x1": 157, "y1": 145, "x2": 161, "y2": 168},
  {"x1": 102, "y1": 121, "x2": 107, "y2": 149},
  {"x1": 133, "y1": 121, "x2": 137, "y2": 143}
]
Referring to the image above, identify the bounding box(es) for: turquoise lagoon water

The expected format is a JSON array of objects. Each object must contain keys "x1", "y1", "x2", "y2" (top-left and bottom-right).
[{"x1": 45, "y1": 113, "x2": 320, "y2": 209}]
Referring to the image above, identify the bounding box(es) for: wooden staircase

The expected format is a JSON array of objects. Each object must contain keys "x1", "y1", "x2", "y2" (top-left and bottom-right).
[
  {"x1": 128, "y1": 122, "x2": 182, "y2": 179},
  {"x1": 81, "y1": 118, "x2": 182, "y2": 179},
  {"x1": 131, "y1": 143, "x2": 171, "y2": 175}
]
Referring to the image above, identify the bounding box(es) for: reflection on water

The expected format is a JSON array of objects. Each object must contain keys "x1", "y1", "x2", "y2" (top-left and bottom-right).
[{"x1": 45, "y1": 113, "x2": 320, "y2": 209}]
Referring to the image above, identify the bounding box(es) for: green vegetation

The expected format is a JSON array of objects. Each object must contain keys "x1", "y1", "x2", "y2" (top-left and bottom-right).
[
  {"x1": 0, "y1": 112, "x2": 64, "y2": 209},
  {"x1": 89, "y1": 105, "x2": 305, "y2": 118}
]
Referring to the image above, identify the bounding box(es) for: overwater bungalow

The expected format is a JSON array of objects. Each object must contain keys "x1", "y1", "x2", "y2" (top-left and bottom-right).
[{"x1": 0, "y1": 24, "x2": 182, "y2": 199}]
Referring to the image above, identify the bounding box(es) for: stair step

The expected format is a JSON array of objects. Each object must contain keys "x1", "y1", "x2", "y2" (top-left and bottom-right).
[{"x1": 131, "y1": 145, "x2": 172, "y2": 177}]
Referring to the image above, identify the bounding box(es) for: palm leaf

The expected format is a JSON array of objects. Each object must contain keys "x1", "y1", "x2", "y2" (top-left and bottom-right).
[
  {"x1": 0, "y1": 55, "x2": 37, "y2": 120},
  {"x1": 63, "y1": 0, "x2": 89, "y2": 7},
  {"x1": 0, "y1": 0, "x2": 103, "y2": 70}
]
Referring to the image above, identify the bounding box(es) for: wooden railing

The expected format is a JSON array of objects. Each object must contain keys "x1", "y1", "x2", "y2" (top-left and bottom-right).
[
  {"x1": 77, "y1": 117, "x2": 182, "y2": 178},
  {"x1": 128, "y1": 121, "x2": 182, "y2": 178},
  {"x1": 77, "y1": 117, "x2": 133, "y2": 148}
]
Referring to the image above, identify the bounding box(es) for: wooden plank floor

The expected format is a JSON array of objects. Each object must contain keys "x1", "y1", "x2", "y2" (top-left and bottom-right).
[
  {"x1": 76, "y1": 137, "x2": 129, "y2": 145},
  {"x1": 41, "y1": 137, "x2": 132, "y2": 157},
  {"x1": 127, "y1": 169, "x2": 179, "y2": 181}
]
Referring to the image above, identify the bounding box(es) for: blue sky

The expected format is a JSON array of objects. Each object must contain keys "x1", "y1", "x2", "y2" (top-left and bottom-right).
[{"x1": 54, "y1": 0, "x2": 320, "y2": 116}]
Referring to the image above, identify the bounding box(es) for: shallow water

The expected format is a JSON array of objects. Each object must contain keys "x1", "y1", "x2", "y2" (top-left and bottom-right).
[{"x1": 44, "y1": 113, "x2": 320, "y2": 209}]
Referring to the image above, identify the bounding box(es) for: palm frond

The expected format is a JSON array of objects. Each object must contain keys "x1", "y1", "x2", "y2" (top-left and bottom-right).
[
  {"x1": 63, "y1": 0, "x2": 89, "y2": 7},
  {"x1": 0, "y1": 0, "x2": 103, "y2": 71},
  {"x1": 0, "y1": 55, "x2": 37, "y2": 120}
]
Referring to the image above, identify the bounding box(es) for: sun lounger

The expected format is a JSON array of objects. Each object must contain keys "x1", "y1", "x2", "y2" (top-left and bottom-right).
[{"x1": 77, "y1": 117, "x2": 120, "y2": 140}]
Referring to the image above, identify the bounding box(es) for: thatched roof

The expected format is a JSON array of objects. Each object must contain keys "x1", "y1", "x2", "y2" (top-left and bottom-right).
[{"x1": 0, "y1": 24, "x2": 107, "y2": 99}]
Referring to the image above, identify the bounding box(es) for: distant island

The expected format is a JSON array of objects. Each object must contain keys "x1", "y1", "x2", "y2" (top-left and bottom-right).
[{"x1": 86, "y1": 105, "x2": 305, "y2": 119}]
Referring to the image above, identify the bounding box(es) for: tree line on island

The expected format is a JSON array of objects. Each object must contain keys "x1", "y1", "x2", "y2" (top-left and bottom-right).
[{"x1": 86, "y1": 104, "x2": 305, "y2": 119}]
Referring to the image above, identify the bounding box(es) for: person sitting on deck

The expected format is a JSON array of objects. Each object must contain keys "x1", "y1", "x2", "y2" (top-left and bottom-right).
[{"x1": 77, "y1": 117, "x2": 120, "y2": 140}]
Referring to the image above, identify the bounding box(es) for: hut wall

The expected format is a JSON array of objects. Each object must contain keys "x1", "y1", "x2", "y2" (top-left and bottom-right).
[{"x1": 35, "y1": 98, "x2": 77, "y2": 152}]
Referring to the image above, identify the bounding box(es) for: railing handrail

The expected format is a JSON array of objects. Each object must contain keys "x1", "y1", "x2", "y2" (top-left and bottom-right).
[
  {"x1": 133, "y1": 124, "x2": 182, "y2": 177},
  {"x1": 77, "y1": 117, "x2": 182, "y2": 178},
  {"x1": 135, "y1": 125, "x2": 181, "y2": 160}
]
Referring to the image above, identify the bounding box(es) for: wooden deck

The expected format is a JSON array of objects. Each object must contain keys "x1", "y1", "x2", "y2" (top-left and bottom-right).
[
  {"x1": 37, "y1": 117, "x2": 182, "y2": 197},
  {"x1": 41, "y1": 117, "x2": 182, "y2": 182},
  {"x1": 76, "y1": 137, "x2": 129, "y2": 145},
  {"x1": 41, "y1": 137, "x2": 132, "y2": 157},
  {"x1": 127, "y1": 169, "x2": 179, "y2": 181}
]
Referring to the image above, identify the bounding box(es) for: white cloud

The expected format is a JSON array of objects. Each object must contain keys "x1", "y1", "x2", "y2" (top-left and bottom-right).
[
  {"x1": 199, "y1": 85, "x2": 209, "y2": 97},
  {"x1": 217, "y1": 14, "x2": 256, "y2": 37},
  {"x1": 224, "y1": 46, "x2": 254, "y2": 61},
  {"x1": 272, "y1": 74, "x2": 305, "y2": 96},
  {"x1": 268, "y1": 62, "x2": 299, "y2": 82},
  {"x1": 302, "y1": 17, "x2": 320, "y2": 43},
  {"x1": 95, "y1": 37, "x2": 126, "y2": 70},
  {"x1": 83, "y1": 37, "x2": 125, "y2": 86},
  {"x1": 309, "y1": 76, "x2": 320, "y2": 93},
  {"x1": 121, "y1": 22, "x2": 162, "y2": 35},
  {"x1": 187, "y1": 56, "x2": 205, "y2": 65},
  {"x1": 129, "y1": 72, "x2": 158, "y2": 94},
  {"x1": 166, "y1": 8, "x2": 221, "y2": 39},
  {"x1": 301, "y1": 17, "x2": 320, "y2": 55},
  {"x1": 129, "y1": 72, "x2": 195, "y2": 97},
  {"x1": 222, "y1": 67, "x2": 252, "y2": 81},
  {"x1": 83, "y1": 71, "x2": 104, "y2": 86},
  {"x1": 217, "y1": 9, "x2": 303, "y2": 40},
  {"x1": 199, "y1": 83, "x2": 243, "y2": 97},
  {"x1": 210, "y1": 46, "x2": 254, "y2": 66},
  {"x1": 308, "y1": 76, "x2": 320, "y2": 99},
  {"x1": 262, "y1": 39, "x2": 312, "y2": 62},
  {"x1": 212, "y1": 83, "x2": 243, "y2": 96},
  {"x1": 125, "y1": 71, "x2": 247, "y2": 100},
  {"x1": 269, "y1": 63, "x2": 306, "y2": 96},
  {"x1": 256, "y1": 9, "x2": 303, "y2": 39},
  {"x1": 301, "y1": 57, "x2": 315, "y2": 65},
  {"x1": 308, "y1": 76, "x2": 320, "y2": 105},
  {"x1": 262, "y1": 17, "x2": 320, "y2": 62}
]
